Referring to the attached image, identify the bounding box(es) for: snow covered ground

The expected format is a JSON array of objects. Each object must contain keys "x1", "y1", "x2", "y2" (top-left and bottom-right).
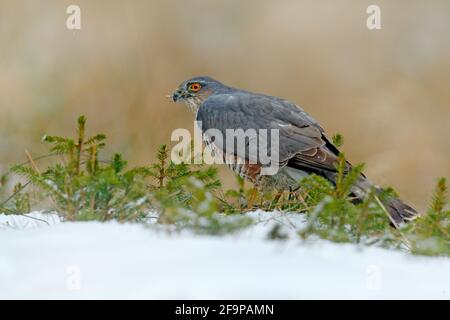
[{"x1": 0, "y1": 211, "x2": 449, "y2": 299}]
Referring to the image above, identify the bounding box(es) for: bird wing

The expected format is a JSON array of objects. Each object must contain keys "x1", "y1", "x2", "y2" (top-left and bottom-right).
[{"x1": 196, "y1": 92, "x2": 342, "y2": 173}]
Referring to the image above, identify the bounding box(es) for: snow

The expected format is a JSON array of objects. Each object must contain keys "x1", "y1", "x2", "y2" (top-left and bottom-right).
[{"x1": 0, "y1": 211, "x2": 449, "y2": 299}]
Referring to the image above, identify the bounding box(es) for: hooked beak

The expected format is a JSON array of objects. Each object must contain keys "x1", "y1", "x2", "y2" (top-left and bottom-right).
[{"x1": 171, "y1": 89, "x2": 184, "y2": 102}]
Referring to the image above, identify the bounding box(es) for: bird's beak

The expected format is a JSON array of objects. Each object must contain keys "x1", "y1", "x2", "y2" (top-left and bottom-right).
[{"x1": 171, "y1": 89, "x2": 182, "y2": 102}]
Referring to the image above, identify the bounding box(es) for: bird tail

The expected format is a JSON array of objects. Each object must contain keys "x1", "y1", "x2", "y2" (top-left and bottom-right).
[{"x1": 352, "y1": 176, "x2": 420, "y2": 226}]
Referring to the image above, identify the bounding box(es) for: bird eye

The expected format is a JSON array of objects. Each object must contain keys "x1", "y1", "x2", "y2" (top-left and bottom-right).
[{"x1": 188, "y1": 83, "x2": 202, "y2": 92}]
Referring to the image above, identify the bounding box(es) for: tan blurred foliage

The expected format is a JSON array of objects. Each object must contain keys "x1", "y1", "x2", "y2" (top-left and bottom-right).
[{"x1": 0, "y1": 0, "x2": 449, "y2": 210}]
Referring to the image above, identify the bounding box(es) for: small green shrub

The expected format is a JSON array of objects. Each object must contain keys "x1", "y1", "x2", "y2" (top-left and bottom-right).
[
  {"x1": 403, "y1": 178, "x2": 450, "y2": 256},
  {"x1": 8, "y1": 116, "x2": 150, "y2": 221},
  {"x1": 1, "y1": 116, "x2": 250, "y2": 235},
  {"x1": 0, "y1": 118, "x2": 448, "y2": 256}
]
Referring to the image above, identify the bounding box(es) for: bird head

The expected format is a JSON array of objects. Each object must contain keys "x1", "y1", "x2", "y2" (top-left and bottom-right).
[{"x1": 171, "y1": 76, "x2": 227, "y2": 111}]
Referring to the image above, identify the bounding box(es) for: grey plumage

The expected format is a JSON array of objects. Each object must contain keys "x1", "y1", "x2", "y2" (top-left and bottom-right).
[{"x1": 172, "y1": 76, "x2": 419, "y2": 225}]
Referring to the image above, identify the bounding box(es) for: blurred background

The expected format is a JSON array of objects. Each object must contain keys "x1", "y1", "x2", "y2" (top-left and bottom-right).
[{"x1": 0, "y1": 0, "x2": 449, "y2": 210}]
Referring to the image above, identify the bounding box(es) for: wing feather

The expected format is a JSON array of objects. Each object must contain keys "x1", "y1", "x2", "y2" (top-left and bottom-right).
[{"x1": 196, "y1": 92, "x2": 342, "y2": 173}]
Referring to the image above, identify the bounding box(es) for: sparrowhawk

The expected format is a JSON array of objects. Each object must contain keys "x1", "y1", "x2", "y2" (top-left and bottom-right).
[{"x1": 171, "y1": 76, "x2": 418, "y2": 224}]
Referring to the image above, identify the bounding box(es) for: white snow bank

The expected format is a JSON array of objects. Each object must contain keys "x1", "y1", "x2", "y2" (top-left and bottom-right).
[{"x1": 0, "y1": 211, "x2": 448, "y2": 299}]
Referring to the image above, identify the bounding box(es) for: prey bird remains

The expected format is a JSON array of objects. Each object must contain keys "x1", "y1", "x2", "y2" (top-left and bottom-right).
[{"x1": 171, "y1": 76, "x2": 419, "y2": 225}]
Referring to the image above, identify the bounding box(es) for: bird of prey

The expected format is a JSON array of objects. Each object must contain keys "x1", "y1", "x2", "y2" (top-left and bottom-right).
[{"x1": 171, "y1": 76, "x2": 418, "y2": 225}]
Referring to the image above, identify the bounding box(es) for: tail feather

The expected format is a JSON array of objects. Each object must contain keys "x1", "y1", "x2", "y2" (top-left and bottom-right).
[
  {"x1": 353, "y1": 176, "x2": 420, "y2": 226},
  {"x1": 384, "y1": 198, "x2": 419, "y2": 225},
  {"x1": 285, "y1": 165, "x2": 420, "y2": 226}
]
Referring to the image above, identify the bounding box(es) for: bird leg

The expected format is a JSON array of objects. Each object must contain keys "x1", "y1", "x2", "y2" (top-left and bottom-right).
[{"x1": 247, "y1": 186, "x2": 259, "y2": 210}]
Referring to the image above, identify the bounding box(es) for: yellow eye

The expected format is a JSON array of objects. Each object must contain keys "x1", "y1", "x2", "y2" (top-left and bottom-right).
[{"x1": 189, "y1": 83, "x2": 202, "y2": 92}]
